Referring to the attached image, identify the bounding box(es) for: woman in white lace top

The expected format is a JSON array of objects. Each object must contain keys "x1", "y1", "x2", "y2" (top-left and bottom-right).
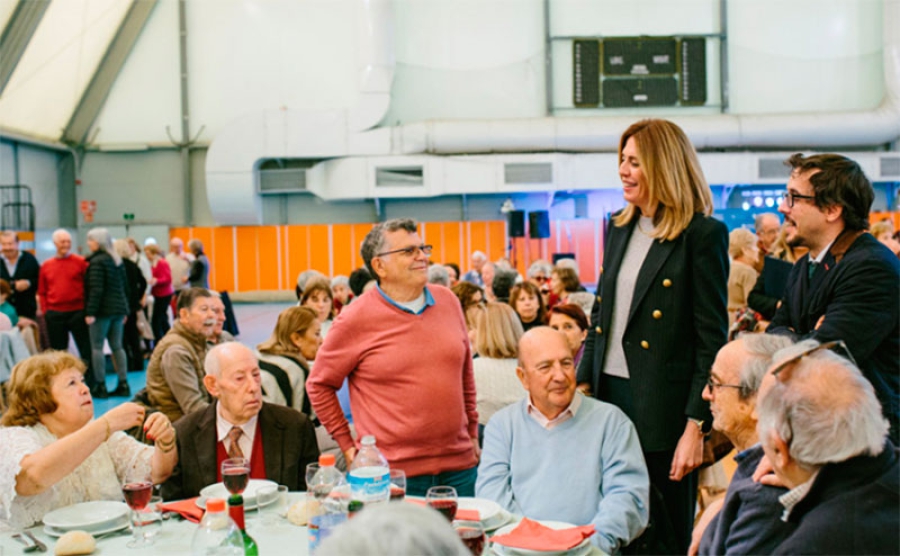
[{"x1": 0, "y1": 351, "x2": 177, "y2": 530}]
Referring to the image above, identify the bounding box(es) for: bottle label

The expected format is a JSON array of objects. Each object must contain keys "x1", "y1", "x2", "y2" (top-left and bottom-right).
[
  {"x1": 309, "y1": 513, "x2": 347, "y2": 550},
  {"x1": 348, "y1": 466, "x2": 390, "y2": 502}
]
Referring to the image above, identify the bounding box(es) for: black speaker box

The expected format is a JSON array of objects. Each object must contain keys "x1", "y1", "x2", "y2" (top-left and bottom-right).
[
  {"x1": 529, "y1": 210, "x2": 551, "y2": 239},
  {"x1": 508, "y1": 210, "x2": 526, "y2": 238}
]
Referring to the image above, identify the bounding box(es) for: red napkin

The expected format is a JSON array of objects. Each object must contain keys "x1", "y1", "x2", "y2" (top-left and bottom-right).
[
  {"x1": 159, "y1": 497, "x2": 204, "y2": 523},
  {"x1": 405, "y1": 499, "x2": 480, "y2": 521},
  {"x1": 490, "y1": 518, "x2": 595, "y2": 551}
]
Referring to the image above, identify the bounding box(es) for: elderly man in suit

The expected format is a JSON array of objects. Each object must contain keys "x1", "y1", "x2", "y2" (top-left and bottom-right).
[
  {"x1": 767, "y1": 153, "x2": 900, "y2": 442},
  {"x1": 162, "y1": 342, "x2": 319, "y2": 500}
]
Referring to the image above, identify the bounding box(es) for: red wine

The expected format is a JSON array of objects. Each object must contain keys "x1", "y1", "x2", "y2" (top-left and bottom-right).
[
  {"x1": 428, "y1": 499, "x2": 458, "y2": 521},
  {"x1": 457, "y1": 527, "x2": 486, "y2": 556},
  {"x1": 223, "y1": 468, "x2": 250, "y2": 494},
  {"x1": 123, "y1": 482, "x2": 153, "y2": 510},
  {"x1": 390, "y1": 487, "x2": 405, "y2": 501}
]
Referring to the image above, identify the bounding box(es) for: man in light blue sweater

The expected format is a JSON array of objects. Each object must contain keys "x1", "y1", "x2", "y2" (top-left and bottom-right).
[{"x1": 476, "y1": 327, "x2": 650, "y2": 554}]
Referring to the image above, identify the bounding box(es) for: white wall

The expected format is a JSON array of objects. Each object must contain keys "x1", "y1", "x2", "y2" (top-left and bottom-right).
[{"x1": 0, "y1": 140, "x2": 63, "y2": 229}]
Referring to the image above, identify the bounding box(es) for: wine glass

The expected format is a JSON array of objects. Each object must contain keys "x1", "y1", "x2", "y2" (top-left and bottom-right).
[
  {"x1": 305, "y1": 462, "x2": 320, "y2": 491},
  {"x1": 389, "y1": 469, "x2": 407, "y2": 501},
  {"x1": 454, "y1": 521, "x2": 486, "y2": 556},
  {"x1": 221, "y1": 457, "x2": 250, "y2": 496},
  {"x1": 256, "y1": 485, "x2": 288, "y2": 525},
  {"x1": 426, "y1": 486, "x2": 458, "y2": 522},
  {"x1": 122, "y1": 468, "x2": 154, "y2": 548}
]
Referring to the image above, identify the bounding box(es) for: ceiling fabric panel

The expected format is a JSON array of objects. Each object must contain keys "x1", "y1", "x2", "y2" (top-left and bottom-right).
[
  {"x1": 0, "y1": 0, "x2": 130, "y2": 141},
  {"x1": 88, "y1": 0, "x2": 179, "y2": 146},
  {"x1": 0, "y1": 0, "x2": 19, "y2": 36}
]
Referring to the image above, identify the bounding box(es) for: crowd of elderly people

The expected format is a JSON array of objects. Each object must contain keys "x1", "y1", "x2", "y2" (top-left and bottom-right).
[{"x1": 0, "y1": 127, "x2": 898, "y2": 555}]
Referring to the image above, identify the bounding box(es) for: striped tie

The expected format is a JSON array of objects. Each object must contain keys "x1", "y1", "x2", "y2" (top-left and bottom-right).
[{"x1": 227, "y1": 426, "x2": 244, "y2": 459}]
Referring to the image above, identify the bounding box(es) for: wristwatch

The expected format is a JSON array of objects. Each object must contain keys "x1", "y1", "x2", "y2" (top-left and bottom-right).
[{"x1": 688, "y1": 417, "x2": 705, "y2": 432}]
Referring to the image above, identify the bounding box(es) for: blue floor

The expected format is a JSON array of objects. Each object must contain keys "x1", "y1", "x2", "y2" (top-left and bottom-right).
[{"x1": 92, "y1": 365, "x2": 149, "y2": 416}]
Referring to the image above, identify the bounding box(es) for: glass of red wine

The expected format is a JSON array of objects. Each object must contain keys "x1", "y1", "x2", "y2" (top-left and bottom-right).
[
  {"x1": 122, "y1": 469, "x2": 154, "y2": 548},
  {"x1": 222, "y1": 457, "x2": 250, "y2": 496},
  {"x1": 454, "y1": 521, "x2": 486, "y2": 556},
  {"x1": 426, "y1": 486, "x2": 458, "y2": 522},
  {"x1": 389, "y1": 469, "x2": 406, "y2": 502}
]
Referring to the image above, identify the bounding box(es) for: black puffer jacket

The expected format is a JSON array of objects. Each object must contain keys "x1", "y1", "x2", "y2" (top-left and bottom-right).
[{"x1": 85, "y1": 250, "x2": 130, "y2": 317}]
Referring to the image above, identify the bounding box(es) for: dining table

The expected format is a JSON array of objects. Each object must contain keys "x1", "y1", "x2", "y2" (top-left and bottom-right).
[{"x1": 0, "y1": 493, "x2": 607, "y2": 556}]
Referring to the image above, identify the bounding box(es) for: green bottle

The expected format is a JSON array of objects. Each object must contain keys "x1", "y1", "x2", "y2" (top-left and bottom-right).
[{"x1": 228, "y1": 494, "x2": 259, "y2": 555}]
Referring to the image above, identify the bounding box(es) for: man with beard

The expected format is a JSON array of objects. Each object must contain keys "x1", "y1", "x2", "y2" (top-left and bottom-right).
[{"x1": 767, "y1": 153, "x2": 900, "y2": 443}]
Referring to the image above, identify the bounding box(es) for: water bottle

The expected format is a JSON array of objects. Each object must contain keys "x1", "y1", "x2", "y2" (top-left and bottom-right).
[
  {"x1": 348, "y1": 435, "x2": 390, "y2": 504},
  {"x1": 308, "y1": 453, "x2": 349, "y2": 551},
  {"x1": 191, "y1": 498, "x2": 244, "y2": 556}
]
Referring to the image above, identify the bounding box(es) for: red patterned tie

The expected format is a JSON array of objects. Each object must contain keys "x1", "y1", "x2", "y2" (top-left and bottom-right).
[{"x1": 227, "y1": 426, "x2": 244, "y2": 459}]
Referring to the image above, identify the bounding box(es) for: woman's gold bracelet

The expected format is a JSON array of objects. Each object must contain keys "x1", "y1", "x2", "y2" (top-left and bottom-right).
[
  {"x1": 101, "y1": 416, "x2": 111, "y2": 441},
  {"x1": 156, "y1": 434, "x2": 176, "y2": 453}
]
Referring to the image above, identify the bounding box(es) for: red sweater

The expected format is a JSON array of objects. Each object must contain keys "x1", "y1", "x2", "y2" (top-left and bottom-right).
[
  {"x1": 150, "y1": 259, "x2": 174, "y2": 297},
  {"x1": 307, "y1": 285, "x2": 478, "y2": 477},
  {"x1": 37, "y1": 255, "x2": 88, "y2": 312}
]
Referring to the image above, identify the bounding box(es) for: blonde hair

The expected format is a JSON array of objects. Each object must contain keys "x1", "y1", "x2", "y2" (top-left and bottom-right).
[
  {"x1": 475, "y1": 302, "x2": 524, "y2": 359},
  {"x1": 770, "y1": 225, "x2": 800, "y2": 263},
  {"x1": 870, "y1": 220, "x2": 894, "y2": 240},
  {"x1": 613, "y1": 119, "x2": 714, "y2": 241},
  {"x1": 257, "y1": 306, "x2": 318, "y2": 358},
  {"x1": 729, "y1": 228, "x2": 758, "y2": 259},
  {"x1": 1, "y1": 351, "x2": 86, "y2": 427}
]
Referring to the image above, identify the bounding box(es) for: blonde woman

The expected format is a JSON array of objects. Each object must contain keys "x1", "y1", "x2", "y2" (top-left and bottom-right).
[
  {"x1": 727, "y1": 228, "x2": 760, "y2": 321},
  {"x1": 576, "y1": 119, "x2": 729, "y2": 552},
  {"x1": 472, "y1": 302, "x2": 525, "y2": 427},
  {"x1": 256, "y1": 306, "x2": 321, "y2": 415}
]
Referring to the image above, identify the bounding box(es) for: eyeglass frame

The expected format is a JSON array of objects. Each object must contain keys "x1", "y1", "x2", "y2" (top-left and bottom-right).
[
  {"x1": 770, "y1": 339, "x2": 857, "y2": 381},
  {"x1": 782, "y1": 190, "x2": 817, "y2": 208},
  {"x1": 374, "y1": 244, "x2": 433, "y2": 258},
  {"x1": 706, "y1": 376, "x2": 744, "y2": 393}
]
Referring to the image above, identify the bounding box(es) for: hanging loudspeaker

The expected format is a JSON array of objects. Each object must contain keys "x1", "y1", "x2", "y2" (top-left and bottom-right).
[
  {"x1": 508, "y1": 210, "x2": 526, "y2": 238},
  {"x1": 529, "y1": 210, "x2": 551, "y2": 239}
]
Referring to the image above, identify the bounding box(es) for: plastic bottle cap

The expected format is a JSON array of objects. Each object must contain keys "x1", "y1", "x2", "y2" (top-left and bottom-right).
[
  {"x1": 319, "y1": 453, "x2": 336, "y2": 466},
  {"x1": 206, "y1": 498, "x2": 226, "y2": 512},
  {"x1": 361, "y1": 435, "x2": 375, "y2": 445}
]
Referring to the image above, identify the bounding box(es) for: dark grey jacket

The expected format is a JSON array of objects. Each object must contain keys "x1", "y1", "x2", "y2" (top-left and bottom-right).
[{"x1": 84, "y1": 250, "x2": 129, "y2": 317}]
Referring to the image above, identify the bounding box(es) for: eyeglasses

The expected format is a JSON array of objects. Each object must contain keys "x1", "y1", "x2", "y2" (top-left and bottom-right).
[
  {"x1": 770, "y1": 340, "x2": 857, "y2": 381},
  {"x1": 706, "y1": 376, "x2": 743, "y2": 392},
  {"x1": 375, "y1": 244, "x2": 433, "y2": 258},
  {"x1": 782, "y1": 190, "x2": 816, "y2": 208}
]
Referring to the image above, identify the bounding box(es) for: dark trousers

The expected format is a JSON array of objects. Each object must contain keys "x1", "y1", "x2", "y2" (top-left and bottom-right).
[
  {"x1": 600, "y1": 373, "x2": 697, "y2": 554},
  {"x1": 405, "y1": 465, "x2": 477, "y2": 498},
  {"x1": 123, "y1": 310, "x2": 144, "y2": 370},
  {"x1": 151, "y1": 294, "x2": 172, "y2": 342},
  {"x1": 44, "y1": 309, "x2": 94, "y2": 385}
]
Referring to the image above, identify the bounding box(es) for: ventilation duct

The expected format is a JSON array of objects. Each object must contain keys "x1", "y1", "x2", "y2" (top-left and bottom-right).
[
  {"x1": 505, "y1": 162, "x2": 553, "y2": 184},
  {"x1": 375, "y1": 166, "x2": 423, "y2": 187},
  {"x1": 881, "y1": 156, "x2": 900, "y2": 177},
  {"x1": 757, "y1": 159, "x2": 792, "y2": 180}
]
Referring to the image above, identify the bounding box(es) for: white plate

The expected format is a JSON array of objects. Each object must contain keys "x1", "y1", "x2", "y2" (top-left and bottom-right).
[
  {"x1": 458, "y1": 497, "x2": 501, "y2": 524},
  {"x1": 490, "y1": 520, "x2": 592, "y2": 556},
  {"x1": 197, "y1": 479, "x2": 278, "y2": 510},
  {"x1": 42, "y1": 501, "x2": 130, "y2": 531},
  {"x1": 43, "y1": 516, "x2": 130, "y2": 538}
]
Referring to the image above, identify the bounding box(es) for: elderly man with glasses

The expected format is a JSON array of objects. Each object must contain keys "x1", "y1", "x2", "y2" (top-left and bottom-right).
[
  {"x1": 753, "y1": 339, "x2": 899, "y2": 555},
  {"x1": 689, "y1": 334, "x2": 795, "y2": 556},
  {"x1": 307, "y1": 218, "x2": 480, "y2": 496},
  {"x1": 767, "y1": 153, "x2": 900, "y2": 444}
]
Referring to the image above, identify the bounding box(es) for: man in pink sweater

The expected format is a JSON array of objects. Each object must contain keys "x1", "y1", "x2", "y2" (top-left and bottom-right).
[{"x1": 307, "y1": 218, "x2": 481, "y2": 496}]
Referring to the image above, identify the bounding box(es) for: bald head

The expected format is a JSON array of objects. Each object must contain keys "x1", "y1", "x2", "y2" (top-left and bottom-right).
[
  {"x1": 205, "y1": 341, "x2": 254, "y2": 377},
  {"x1": 169, "y1": 237, "x2": 184, "y2": 254},
  {"x1": 517, "y1": 327, "x2": 576, "y2": 420},
  {"x1": 203, "y1": 342, "x2": 262, "y2": 425}
]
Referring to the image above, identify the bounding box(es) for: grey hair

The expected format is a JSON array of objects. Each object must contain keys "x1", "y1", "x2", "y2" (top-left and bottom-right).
[
  {"x1": 754, "y1": 212, "x2": 780, "y2": 230},
  {"x1": 527, "y1": 260, "x2": 553, "y2": 279},
  {"x1": 735, "y1": 333, "x2": 794, "y2": 399},
  {"x1": 187, "y1": 238, "x2": 204, "y2": 254},
  {"x1": 555, "y1": 257, "x2": 579, "y2": 276},
  {"x1": 205, "y1": 341, "x2": 253, "y2": 377},
  {"x1": 296, "y1": 269, "x2": 326, "y2": 293},
  {"x1": 51, "y1": 229, "x2": 71, "y2": 243},
  {"x1": 427, "y1": 264, "x2": 451, "y2": 287},
  {"x1": 330, "y1": 275, "x2": 349, "y2": 288},
  {"x1": 360, "y1": 218, "x2": 418, "y2": 282},
  {"x1": 566, "y1": 292, "x2": 596, "y2": 323},
  {"x1": 315, "y1": 502, "x2": 469, "y2": 556},
  {"x1": 471, "y1": 250, "x2": 487, "y2": 262},
  {"x1": 757, "y1": 341, "x2": 888, "y2": 470},
  {"x1": 87, "y1": 228, "x2": 122, "y2": 266}
]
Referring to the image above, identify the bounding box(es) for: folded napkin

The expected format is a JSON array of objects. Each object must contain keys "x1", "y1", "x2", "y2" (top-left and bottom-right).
[
  {"x1": 405, "y1": 498, "x2": 480, "y2": 521},
  {"x1": 490, "y1": 518, "x2": 595, "y2": 551},
  {"x1": 159, "y1": 498, "x2": 204, "y2": 523}
]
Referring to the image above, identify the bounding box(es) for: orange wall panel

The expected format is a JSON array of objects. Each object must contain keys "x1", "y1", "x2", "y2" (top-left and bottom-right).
[
  {"x1": 423, "y1": 222, "x2": 443, "y2": 262},
  {"x1": 308, "y1": 225, "x2": 330, "y2": 275},
  {"x1": 235, "y1": 227, "x2": 259, "y2": 292},
  {"x1": 256, "y1": 226, "x2": 280, "y2": 290},
  {"x1": 440, "y1": 222, "x2": 464, "y2": 266},
  {"x1": 331, "y1": 224, "x2": 354, "y2": 278},
  {"x1": 468, "y1": 222, "x2": 487, "y2": 263},
  {"x1": 211, "y1": 227, "x2": 235, "y2": 292},
  {"x1": 488, "y1": 221, "x2": 507, "y2": 263},
  {"x1": 351, "y1": 224, "x2": 374, "y2": 269},
  {"x1": 283, "y1": 225, "x2": 309, "y2": 290}
]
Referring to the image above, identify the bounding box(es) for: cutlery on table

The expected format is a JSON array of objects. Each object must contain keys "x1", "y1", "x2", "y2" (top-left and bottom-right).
[
  {"x1": 23, "y1": 531, "x2": 48, "y2": 552},
  {"x1": 11, "y1": 532, "x2": 40, "y2": 552}
]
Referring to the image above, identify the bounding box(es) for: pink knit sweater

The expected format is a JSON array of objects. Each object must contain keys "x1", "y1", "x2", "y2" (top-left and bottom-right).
[{"x1": 307, "y1": 285, "x2": 479, "y2": 477}]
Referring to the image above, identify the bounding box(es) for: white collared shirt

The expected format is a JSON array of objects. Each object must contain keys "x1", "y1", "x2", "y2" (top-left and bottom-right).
[
  {"x1": 526, "y1": 391, "x2": 583, "y2": 430},
  {"x1": 810, "y1": 238, "x2": 837, "y2": 265},
  {"x1": 778, "y1": 470, "x2": 819, "y2": 521},
  {"x1": 216, "y1": 403, "x2": 258, "y2": 461}
]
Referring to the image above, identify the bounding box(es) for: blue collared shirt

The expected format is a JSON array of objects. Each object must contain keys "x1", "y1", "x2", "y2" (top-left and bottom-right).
[{"x1": 376, "y1": 284, "x2": 435, "y2": 315}]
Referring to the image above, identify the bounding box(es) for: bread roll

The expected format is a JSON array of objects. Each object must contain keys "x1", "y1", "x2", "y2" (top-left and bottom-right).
[
  {"x1": 54, "y1": 530, "x2": 96, "y2": 555},
  {"x1": 286, "y1": 498, "x2": 321, "y2": 526}
]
